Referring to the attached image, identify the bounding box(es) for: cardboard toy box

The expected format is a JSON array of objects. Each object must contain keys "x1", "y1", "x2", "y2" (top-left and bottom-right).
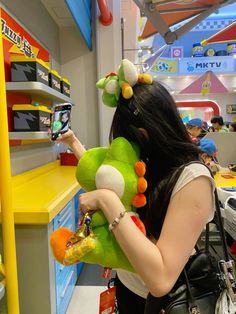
[
  {"x1": 60, "y1": 77, "x2": 71, "y2": 97},
  {"x1": 13, "y1": 104, "x2": 51, "y2": 131},
  {"x1": 49, "y1": 70, "x2": 61, "y2": 92},
  {"x1": 10, "y1": 55, "x2": 49, "y2": 86},
  {"x1": 60, "y1": 152, "x2": 78, "y2": 166}
]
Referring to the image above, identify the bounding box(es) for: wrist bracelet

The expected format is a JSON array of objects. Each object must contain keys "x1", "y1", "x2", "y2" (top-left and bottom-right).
[{"x1": 108, "y1": 211, "x2": 126, "y2": 231}]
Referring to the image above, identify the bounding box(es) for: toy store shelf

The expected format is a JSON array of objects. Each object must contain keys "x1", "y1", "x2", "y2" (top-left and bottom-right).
[
  {"x1": 0, "y1": 161, "x2": 80, "y2": 224},
  {"x1": 6, "y1": 82, "x2": 73, "y2": 105},
  {"x1": 9, "y1": 131, "x2": 50, "y2": 146},
  {"x1": 9, "y1": 131, "x2": 49, "y2": 140}
]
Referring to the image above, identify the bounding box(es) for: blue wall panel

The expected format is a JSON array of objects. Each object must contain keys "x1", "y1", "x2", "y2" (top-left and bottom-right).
[{"x1": 65, "y1": 0, "x2": 92, "y2": 50}]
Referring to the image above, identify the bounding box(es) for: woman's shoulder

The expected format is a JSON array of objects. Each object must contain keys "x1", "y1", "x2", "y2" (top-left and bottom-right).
[
  {"x1": 184, "y1": 162, "x2": 212, "y2": 176},
  {"x1": 171, "y1": 162, "x2": 215, "y2": 198}
]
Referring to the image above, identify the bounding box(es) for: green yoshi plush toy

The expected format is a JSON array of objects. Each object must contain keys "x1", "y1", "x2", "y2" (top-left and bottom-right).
[
  {"x1": 96, "y1": 59, "x2": 153, "y2": 107},
  {"x1": 50, "y1": 137, "x2": 147, "y2": 272}
]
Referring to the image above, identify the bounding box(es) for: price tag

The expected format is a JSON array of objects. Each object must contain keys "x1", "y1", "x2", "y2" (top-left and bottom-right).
[
  {"x1": 99, "y1": 286, "x2": 116, "y2": 314},
  {"x1": 102, "y1": 267, "x2": 112, "y2": 279}
]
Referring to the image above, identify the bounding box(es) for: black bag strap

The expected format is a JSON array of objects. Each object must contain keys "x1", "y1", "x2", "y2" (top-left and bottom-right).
[{"x1": 213, "y1": 189, "x2": 230, "y2": 261}]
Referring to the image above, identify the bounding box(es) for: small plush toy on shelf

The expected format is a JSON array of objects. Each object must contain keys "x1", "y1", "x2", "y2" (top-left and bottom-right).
[{"x1": 50, "y1": 137, "x2": 147, "y2": 272}]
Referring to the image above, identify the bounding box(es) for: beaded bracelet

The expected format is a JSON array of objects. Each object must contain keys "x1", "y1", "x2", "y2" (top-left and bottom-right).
[{"x1": 108, "y1": 211, "x2": 127, "y2": 231}]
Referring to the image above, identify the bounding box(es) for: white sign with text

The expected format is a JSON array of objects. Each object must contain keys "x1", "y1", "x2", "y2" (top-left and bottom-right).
[{"x1": 179, "y1": 56, "x2": 235, "y2": 74}]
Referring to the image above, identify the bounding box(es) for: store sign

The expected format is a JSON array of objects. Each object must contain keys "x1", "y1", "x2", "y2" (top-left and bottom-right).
[
  {"x1": 1, "y1": 8, "x2": 49, "y2": 60},
  {"x1": 179, "y1": 57, "x2": 235, "y2": 74},
  {"x1": 0, "y1": 8, "x2": 49, "y2": 80},
  {"x1": 150, "y1": 58, "x2": 178, "y2": 74}
]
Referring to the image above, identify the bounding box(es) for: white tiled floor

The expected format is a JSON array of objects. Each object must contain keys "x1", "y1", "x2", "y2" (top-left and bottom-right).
[{"x1": 66, "y1": 286, "x2": 105, "y2": 314}]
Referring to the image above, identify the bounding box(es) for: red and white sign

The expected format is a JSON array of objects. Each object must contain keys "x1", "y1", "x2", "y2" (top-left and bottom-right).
[
  {"x1": 0, "y1": 8, "x2": 49, "y2": 81},
  {"x1": 171, "y1": 46, "x2": 183, "y2": 58}
]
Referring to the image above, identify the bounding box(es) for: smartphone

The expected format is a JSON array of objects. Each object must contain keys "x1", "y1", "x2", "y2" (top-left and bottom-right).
[{"x1": 51, "y1": 103, "x2": 72, "y2": 141}]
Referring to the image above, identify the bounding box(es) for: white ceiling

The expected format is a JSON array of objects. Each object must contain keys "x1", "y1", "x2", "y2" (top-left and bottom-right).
[{"x1": 41, "y1": 0, "x2": 75, "y2": 27}]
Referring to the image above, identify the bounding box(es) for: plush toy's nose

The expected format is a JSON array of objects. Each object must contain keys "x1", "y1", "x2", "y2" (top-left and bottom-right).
[{"x1": 95, "y1": 165, "x2": 125, "y2": 198}]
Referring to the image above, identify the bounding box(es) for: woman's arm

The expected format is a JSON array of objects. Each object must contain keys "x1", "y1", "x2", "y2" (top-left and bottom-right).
[
  {"x1": 79, "y1": 175, "x2": 213, "y2": 297},
  {"x1": 56, "y1": 129, "x2": 86, "y2": 160}
]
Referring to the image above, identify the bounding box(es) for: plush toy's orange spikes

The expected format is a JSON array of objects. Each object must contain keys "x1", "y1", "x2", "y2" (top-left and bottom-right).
[
  {"x1": 135, "y1": 161, "x2": 146, "y2": 177},
  {"x1": 50, "y1": 227, "x2": 73, "y2": 264},
  {"x1": 138, "y1": 74, "x2": 153, "y2": 85},
  {"x1": 130, "y1": 216, "x2": 146, "y2": 235},
  {"x1": 138, "y1": 177, "x2": 147, "y2": 193},
  {"x1": 121, "y1": 82, "x2": 133, "y2": 99},
  {"x1": 132, "y1": 193, "x2": 147, "y2": 208}
]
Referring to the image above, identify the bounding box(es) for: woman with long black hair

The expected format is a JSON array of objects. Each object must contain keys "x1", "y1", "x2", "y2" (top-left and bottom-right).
[{"x1": 58, "y1": 73, "x2": 215, "y2": 314}]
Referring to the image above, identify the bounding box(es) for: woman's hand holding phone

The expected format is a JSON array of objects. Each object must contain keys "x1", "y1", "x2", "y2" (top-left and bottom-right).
[
  {"x1": 51, "y1": 128, "x2": 86, "y2": 161},
  {"x1": 55, "y1": 129, "x2": 77, "y2": 147}
]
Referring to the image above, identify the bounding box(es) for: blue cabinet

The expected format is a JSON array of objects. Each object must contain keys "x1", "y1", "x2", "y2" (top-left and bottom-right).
[{"x1": 54, "y1": 199, "x2": 77, "y2": 314}]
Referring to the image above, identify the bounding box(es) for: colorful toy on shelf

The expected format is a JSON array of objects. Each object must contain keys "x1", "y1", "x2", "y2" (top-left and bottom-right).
[
  {"x1": 227, "y1": 43, "x2": 236, "y2": 56},
  {"x1": 49, "y1": 69, "x2": 61, "y2": 92},
  {"x1": 13, "y1": 103, "x2": 51, "y2": 131},
  {"x1": 10, "y1": 55, "x2": 50, "y2": 86},
  {"x1": 192, "y1": 43, "x2": 204, "y2": 57},
  {"x1": 50, "y1": 137, "x2": 147, "y2": 272},
  {"x1": 204, "y1": 48, "x2": 216, "y2": 57},
  {"x1": 60, "y1": 77, "x2": 71, "y2": 97},
  {"x1": 96, "y1": 59, "x2": 152, "y2": 107},
  {"x1": 215, "y1": 50, "x2": 227, "y2": 56}
]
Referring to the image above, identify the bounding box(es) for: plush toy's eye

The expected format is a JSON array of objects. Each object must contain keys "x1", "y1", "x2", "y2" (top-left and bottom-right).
[
  {"x1": 95, "y1": 165, "x2": 125, "y2": 198},
  {"x1": 105, "y1": 79, "x2": 119, "y2": 94}
]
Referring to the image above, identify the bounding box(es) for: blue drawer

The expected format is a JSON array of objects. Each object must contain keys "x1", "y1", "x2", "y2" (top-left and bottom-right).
[
  {"x1": 56, "y1": 263, "x2": 75, "y2": 302},
  {"x1": 55, "y1": 216, "x2": 74, "y2": 277},
  {"x1": 53, "y1": 199, "x2": 77, "y2": 313},
  {"x1": 56, "y1": 268, "x2": 77, "y2": 314},
  {"x1": 54, "y1": 200, "x2": 73, "y2": 230}
]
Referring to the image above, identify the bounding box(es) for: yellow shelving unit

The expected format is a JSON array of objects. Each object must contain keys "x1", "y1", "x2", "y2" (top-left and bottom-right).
[{"x1": 0, "y1": 12, "x2": 20, "y2": 313}]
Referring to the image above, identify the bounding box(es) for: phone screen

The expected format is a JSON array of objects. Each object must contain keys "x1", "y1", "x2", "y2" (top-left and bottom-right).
[{"x1": 51, "y1": 103, "x2": 72, "y2": 140}]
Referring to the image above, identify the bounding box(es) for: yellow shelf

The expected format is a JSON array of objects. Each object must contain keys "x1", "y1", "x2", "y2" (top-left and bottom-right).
[
  {"x1": 7, "y1": 165, "x2": 235, "y2": 225},
  {"x1": 214, "y1": 172, "x2": 236, "y2": 188},
  {"x1": 0, "y1": 161, "x2": 80, "y2": 224}
]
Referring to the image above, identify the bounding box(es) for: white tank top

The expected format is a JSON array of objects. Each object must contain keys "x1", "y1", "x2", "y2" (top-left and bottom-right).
[{"x1": 117, "y1": 163, "x2": 216, "y2": 298}]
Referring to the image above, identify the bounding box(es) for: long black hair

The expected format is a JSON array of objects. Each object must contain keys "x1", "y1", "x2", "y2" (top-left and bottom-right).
[{"x1": 110, "y1": 81, "x2": 200, "y2": 238}]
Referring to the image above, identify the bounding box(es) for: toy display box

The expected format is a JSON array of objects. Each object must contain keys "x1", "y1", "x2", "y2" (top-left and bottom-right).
[
  {"x1": 49, "y1": 70, "x2": 61, "y2": 92},
  {"x1": 10, "y1": 55, "x2": 49, "y2": 86},
  {"x1": 13, "y1": 104, "x2": 51, "y2": 131},
  {"x1": 60, "y1": 152, "x2": 78, "y2": 166},
  {"x1": 60, "y1": 77, "x2": 71, "y2": 97}
]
